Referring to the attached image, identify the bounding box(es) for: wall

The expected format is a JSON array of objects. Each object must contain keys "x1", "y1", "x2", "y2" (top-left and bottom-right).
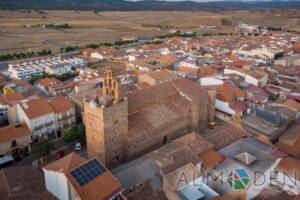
[
  {"x1": 7, "y1": 105, "x2": 19, "y2": 124},
  {"x1": 224, "y1": 68, "x2": 246, "y2": 78},
  {"x1": 43, "y1": 170, "x2": 69, "y2": 200},
  {"x1": 0, "y1": 135, "x2": 31, "y2": 155},
  {"x1": 17, "y1": 104, "x2": 56, "y2": 139},
  {"x1": 199, "y1": 77, "x2": 224, "y2": 86},
  {"x1": 216, "y1": 99, "x2": 236, "y2": 116},
  {"x1": 126, "y1": 116, "x2": 191, "y2": 161},
  {"x1": 245, "y1": 75, "x2": 259, "y2": 86},
  {"x1": 84, "y1": 99, "x2": 128, "y2": 168}
]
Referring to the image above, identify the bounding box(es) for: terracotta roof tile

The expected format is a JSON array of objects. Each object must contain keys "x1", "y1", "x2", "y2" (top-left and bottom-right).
[
  {"x1": 0, "y1": 92, "x2": 24, "y2": 105},
  {"x1": 276, "y1": 157, "x2": 300, "y2": 181},
  {"x1": 204, "y1": 123, "x2": 247, "y2": 150},
  {"x1": 48, "y1": 96, "x2": 74, "y2": 113},
  {"x1": 141, "y1": 69, "x2": 176, "y2": 80},
  {"x1": 44, "y1": 153, "x2": 121, "y2": 200},
  {"x1": 148, "y1": 132, "x2": 213, "y2": 174},
  {"x1": 19, "y1": 96, "x2": 74, "y2": 119},
  {"x1": 199, "y1": 149, "x2": 225, "y2": 170},
  {"x1": 44, "y1": 152, "x2": 86, "y2": 173},
  {"x1": 283, "y1": 99, "x2": 300, "y2": 112},
  {"x1": 0, "y1": 123, "x2": 31, "y2": 144},
  {"x1": 36, "y1": 77, "x2": 62, "y2": 88},
  {"x1": 20, "y1": 98, "x2": 54, "y2": 119},
  {"x1": 276, "y1": 123, "x2": 300, "y2": 159}
]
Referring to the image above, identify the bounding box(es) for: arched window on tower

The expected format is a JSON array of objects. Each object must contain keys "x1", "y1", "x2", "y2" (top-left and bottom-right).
[{"x1": 162, "y1": 136, "x2": 168, "y2": 145}]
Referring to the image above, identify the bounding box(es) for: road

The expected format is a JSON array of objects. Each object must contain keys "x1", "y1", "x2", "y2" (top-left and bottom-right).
[{"x1": 12, "y1": 138, "x2": 86, "y2": 167}]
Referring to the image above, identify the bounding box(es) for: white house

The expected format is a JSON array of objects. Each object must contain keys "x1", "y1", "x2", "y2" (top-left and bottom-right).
[
  {"x1": 8, "y1": 56, "x2": 86, "y2": 79},
  {"x1": 199, "y1": 77, "x2": 246, "y2": 116},
  {"x1": 224, "y1": 68, "x2": 268, "y2": 87},
  {"x1": 14, "y1": 96, "x2": 75, "y2": 140},
  {"x1": 233, "y1": 47, "x2": 284, "y2": 63},
  {"x1": 90, "y1": 48, "x2": 117, "y2": 61},
  {"x1": 199, "y1": 77, "x2": 224, "y2": 86},
  {"x1": 43, "y1": 153, "x2": 123, "y2": 200}
]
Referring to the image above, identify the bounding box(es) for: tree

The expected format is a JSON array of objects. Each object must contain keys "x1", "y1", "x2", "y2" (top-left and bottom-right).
[
  {"x1": 63, "y1": 124, "x2": 85, "y2": 143},
  {"x1": 32, "y1": 139, "x2": 54, "y2": 160},
  {"x1": 221, "y1": 18, "x2": 232, "y2": 26},
  {"x1": 86, "y1": 43, "x2": 100, "y2": 49},
  {"x1": 269, "y1": 94, "x2": 279, "y2": 101}
]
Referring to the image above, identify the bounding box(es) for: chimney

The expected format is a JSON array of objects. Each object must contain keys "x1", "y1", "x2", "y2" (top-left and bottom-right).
[{"x1": 207, "y1": 90, "x2": 217, "y2": 129}]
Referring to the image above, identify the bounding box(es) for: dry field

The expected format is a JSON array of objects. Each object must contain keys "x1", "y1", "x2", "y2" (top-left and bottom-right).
[{"x1": 0, "y1": 10, "x2": 299, "y2": 54}]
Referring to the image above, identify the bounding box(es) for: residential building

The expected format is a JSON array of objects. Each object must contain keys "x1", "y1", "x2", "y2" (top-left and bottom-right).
[
  {"x1": 0, "y1": 123, "x2": 31, "y2": 158},
  {"x1": 200, "y1": 79, "x2": 247, "y2": 116},
  {"x1": 147, "y1": 132, "x2": 214, "y2": 174},
  {"x1": 128, "y1": 54, "x2": 178, "y2": 71},
  {"x1": 137, "y1": 70, "x2": 177, "y2": 86},
  {"x1": 8, "y1": 56, "x2": 86, "y2": 79},
  {"x1": 0, "y1": 92, "x2": 25, "y2": 117},
  {"x1": 163, "y1": 163, "x2": 219, "y2": 200},
  {"x1": 1, "y1": 166, "x2": 57, "y2": 199},
  {"x1": 209, "y1": 137, "x2": 281, "y2": 200},
  {"x1": 82, "y1": 47, "x2": 117, "y2": 61},
  {"x1": 112, "y1": 132, "x2": 223, "y2": 199},
  {"x1": 224, "y1": 67, "x2": 268, "y2": 87},
  {"x1": 242, "y1": 104, "x2": 289, "y2": 142},
  {"x1": 276, "y1": 122, "x2": 300, "y2": 159},
  {"x1": 274, "y1": 56, "x2": 300, "y2": 67},
  {"x1": 3, "y1": 79, "x2": 36, "y2": 94},
  {"x1": 201, "y1": 121, "x2": 247, "y2": 150},
  {"x1": 43, "y1": 153, "x2": 123, "y2": 200},
  {"x1": 35, "y1": 77, "x2": 62, "y2": 95},
  {"x1": 12, "y1": 96, "x2": 75, "y2": 140},
  {"x1": 233, "y1": 47, "x2": 284, "y2": 64},
  {"x1": 122, "y1": 36, "x2": 138, "y2": 41},
  {"x1": 35, "y1": 77, "x2": 74, "y2": 96},
  {"x1": 274, "y1": 157, "x2": 300, "y2": 196},
  {"x1": 243, "y1": 84, "x2": 269, "y2": 104},
  {"x1": 45, "y1": 64, "x2": 72, "y2": 75}
]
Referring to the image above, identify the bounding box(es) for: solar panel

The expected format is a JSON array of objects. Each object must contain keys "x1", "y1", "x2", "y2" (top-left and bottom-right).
[{"x1": 70, "y1": 159, "x2": 106, "y2": 186}]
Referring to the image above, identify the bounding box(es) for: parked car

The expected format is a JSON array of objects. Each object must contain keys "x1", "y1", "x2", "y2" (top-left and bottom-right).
[
  {"x1": 56, "y1": 150, "x2": 64, "y2": 160},
  {"x1": 0, "y1": 154, "x2": 14, "y2": 167},
  {"x1": 75, "y1": 142, "x2": 81, "y2": 151}
]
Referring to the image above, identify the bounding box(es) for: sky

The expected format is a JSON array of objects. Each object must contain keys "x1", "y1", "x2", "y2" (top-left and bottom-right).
[{"x1": 125, "y1": 0, "x2": 297, "y2": 2}]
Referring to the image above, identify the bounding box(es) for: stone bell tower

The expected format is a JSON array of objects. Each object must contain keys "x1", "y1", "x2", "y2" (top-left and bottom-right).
[{"x1": 84, "y1": 70, "x2": 128, "y2": 168}]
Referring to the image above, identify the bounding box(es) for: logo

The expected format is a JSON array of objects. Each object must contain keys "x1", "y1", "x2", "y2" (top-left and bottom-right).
[{"x1": 227, "y1": 167, "x2": 250, "y2": 190}]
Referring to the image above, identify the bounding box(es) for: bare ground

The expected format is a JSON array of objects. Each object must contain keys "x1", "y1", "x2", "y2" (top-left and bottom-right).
[{"x1": 0, "y1": 10, "x2": 299, "y2": 54}]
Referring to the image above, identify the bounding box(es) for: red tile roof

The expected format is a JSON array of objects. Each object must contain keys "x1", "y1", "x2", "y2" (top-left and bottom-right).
[
  {"x1": 44, "y1": 153, "x2": 122, "y2": 200},
  {"x1": 0, "y1": 123, "x2": 31, "y2": 144}
]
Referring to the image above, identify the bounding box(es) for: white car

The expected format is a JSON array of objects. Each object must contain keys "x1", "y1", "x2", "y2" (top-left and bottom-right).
[{"x1": 75, "y1": 142, "x2": 81, "y2": 151}]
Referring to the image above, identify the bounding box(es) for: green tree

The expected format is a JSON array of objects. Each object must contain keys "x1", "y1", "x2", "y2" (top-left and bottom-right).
[
  {"x1": 32, "y1": 139, "x2": 54, "y2": 159},
  {"x1": 86, "y1": 43, "x2": 100, "y2": 49},
  {"x1": 63, "y1": 124, "x2": 85, "y2": 143}
]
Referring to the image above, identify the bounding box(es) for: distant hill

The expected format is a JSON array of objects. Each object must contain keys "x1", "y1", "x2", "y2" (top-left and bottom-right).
[{"x1": 0, "y1": 0, "x2": 300, "y2": 10}]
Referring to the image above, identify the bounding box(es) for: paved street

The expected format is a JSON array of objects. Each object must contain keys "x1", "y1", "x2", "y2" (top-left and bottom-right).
[{"x1": 11, "y1": 138, "x2": 86, "y2": 167}]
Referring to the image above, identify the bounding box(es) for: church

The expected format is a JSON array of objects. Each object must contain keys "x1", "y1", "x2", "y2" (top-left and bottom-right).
[{"x1": 83, "y1": 70, "x2": 212, "y2": 168}]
